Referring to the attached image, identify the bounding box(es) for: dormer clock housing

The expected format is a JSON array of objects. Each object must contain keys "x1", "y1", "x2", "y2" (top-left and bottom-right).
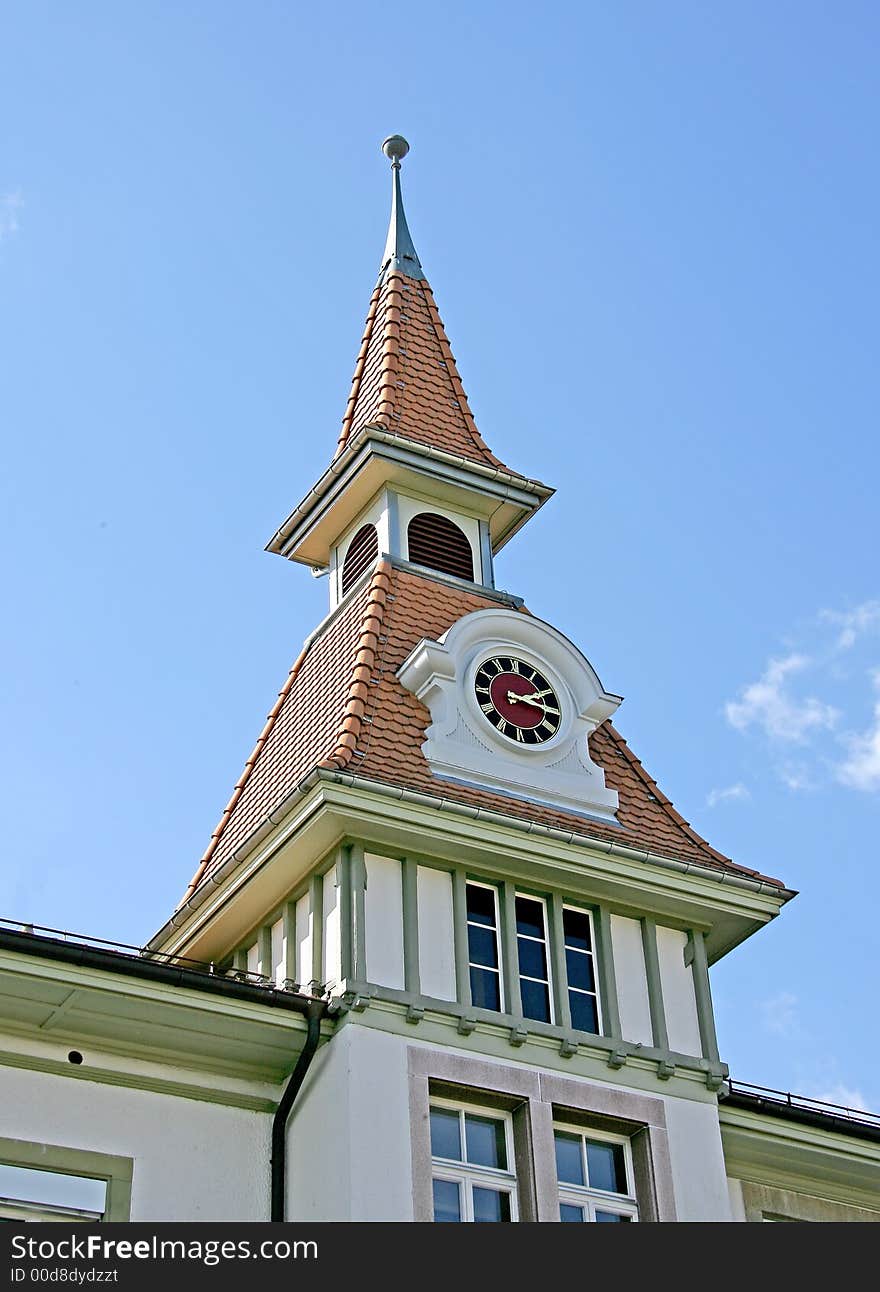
[{"x1": 398, "y1": 607, "x2": 622, "y2": 820}]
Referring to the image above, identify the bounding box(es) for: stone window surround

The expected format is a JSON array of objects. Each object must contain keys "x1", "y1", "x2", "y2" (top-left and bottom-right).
[
  {"x1": 409, "y1": 1047, "x2": 677, "y2": 1222},
  {"x1": 0, "y1": 1136, "x2": 133, "y2": 1222}
]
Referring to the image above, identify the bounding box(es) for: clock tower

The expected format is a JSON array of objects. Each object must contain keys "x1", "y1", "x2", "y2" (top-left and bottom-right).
[{"x1": 149, "y1": 138, "x2": 793, "y2": 1223}]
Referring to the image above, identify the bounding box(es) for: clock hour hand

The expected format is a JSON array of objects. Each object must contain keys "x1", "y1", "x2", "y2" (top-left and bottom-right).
[{"x1": 507, "y1": 690, "x2": 548, "y2": 711}]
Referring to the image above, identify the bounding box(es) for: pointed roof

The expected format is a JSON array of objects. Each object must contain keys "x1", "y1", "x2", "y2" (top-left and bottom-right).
[
  {"x1": 180, "y1": 560, "x2": 785, "y2": 905},
  {"x1": 334, "y1": 139, "x2": 523, "y2": 474}
]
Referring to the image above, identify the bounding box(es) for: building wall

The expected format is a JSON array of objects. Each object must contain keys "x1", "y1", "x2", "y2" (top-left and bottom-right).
[
  {"x1": 0, "y1": 1063, "x2": 270, "y2": 1221},
  {"x1": 284, "y1": 1020, "x2": 734, "y2": 1221}
]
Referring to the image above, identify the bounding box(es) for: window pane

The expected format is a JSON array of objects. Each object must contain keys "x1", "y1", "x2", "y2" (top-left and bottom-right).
[
  {"x1": 595, "y1": 1210, "x2": 632, "y2": 1223},
  {"x1": 470, "y1": 966, "x2": 501, "y2": 1011},
  {"x1": 467, "y1": 925, "x2": 498, "y2": 969},
  {"x1": 515, "y1": 896, "x2": 544, "y2": 939},
  {"x1": 518, "y1": 937, "x2": 548, "y2": 982},
  {"x1": 586, "y1": 1140, "x2": 627, "y2": 1194},
  {"x1": 432, "y1": 1178, "x2": 461, "y2": 1222},
  {"x1": 565, "y1": 947, "x2": 595, "y2": 992},
  {"x1": 466, "y1": 885, "x2": 497, "y2": 926},
  {"x1": 569, "y1": 990, "x2": 599, "y2": 1034},
  {"x1": 0, "y1": 1166, "x2": 106, "y2": 1214},
  {"x1": 430, "y1": 1108, "x2": 462, "y2": 1161},
  {"x1": 563, "y1": 908, "x2": 592, "y2": 951},
  {"x1": 472, "y1": 1187, "x2": 511, "y2": 1223},
  {"x1": 560, "y1": 1203, "x2": 585, "y2": 1223},
  {"x1": 520, "y1": 977, "x2": 551, "y2": 1023},
  {"x1": 465, "y1": 1115, "x2": 507, "y2": 1170},
  {"x1": 554, "y1": 1131, "x2": 585, "y2": 1186}
]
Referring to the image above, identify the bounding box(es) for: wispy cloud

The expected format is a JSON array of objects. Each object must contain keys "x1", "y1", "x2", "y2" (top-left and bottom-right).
[
  {"x1": 810, "y1": 1083, "x2": 874, "y2": 1114},
  {"x1": 0, "y1": 190, "x2": 23, "y2": 241},
  {"x1": 820, "y1": 600, "x2": 880, "y2": 651},
  {"x1": 778, "y1": 762, "x2": 815, "y2": 792},
  {"x1": 760, "y1": 990, "x2": 800, "y2": 1038},
  {"x1": 706, "y1": 782, "x2": 750, "y2": 808},
  {"x1": 725, "y1": 654, "x2": 839, "y2": 743},
  {"x1": 837, "y1": 671, "x2": 880, "y2": 792}
]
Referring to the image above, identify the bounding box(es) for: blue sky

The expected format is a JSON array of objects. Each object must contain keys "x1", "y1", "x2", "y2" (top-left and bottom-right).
[{"x1": 2, "y1": 2, "x2": 878, "y2": 1111}]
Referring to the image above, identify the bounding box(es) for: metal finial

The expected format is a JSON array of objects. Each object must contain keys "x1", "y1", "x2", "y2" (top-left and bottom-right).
[
  {"x1": 379, "y1": 134, "x2": 424, "y2": 280},
  {"x1": 382, "y1": 135, "x2": 410, "y2": 165}
]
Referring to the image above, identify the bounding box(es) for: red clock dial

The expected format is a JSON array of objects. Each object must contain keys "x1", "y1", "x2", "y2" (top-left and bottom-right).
[{"x1": 473, "y1": 656, "x2": 562, "y2": 745}]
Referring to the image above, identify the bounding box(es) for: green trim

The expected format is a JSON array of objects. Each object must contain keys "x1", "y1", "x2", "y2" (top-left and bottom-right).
[
  {"x1": 258, "y1": 926, "x2": 273, "y2": 981},
  {"x1": 0, "y1": 1046, "x2": 280, "y2": 1114},
  {"x1": 549, "y1": 892, "x2": 571, "y2": 1030},
  {"x1": 452, "y1": 870, "x2": 471, "y2": 1007},
  {"x1": 309, "y1": 872, "x2": 323, "y2": 988},
  {"x1": 402, "y1": 857, "x2": 420, "y2": 996},
  {"x1": 283, "y1": 902, "x2": 297, "y2": 984},
  {"x1": 688, "y1": 930, "x2": 720, "y2": 1063},
  {"x1": 0, "y1": 1136, "x2": 133, "y2": 1222},
  {"x1": 593, "y1": 906, "x2": 622, "y2": 1041},
  {"x1": 500, "y1": 882, "x2": 522, "y2": 1020},
  {"x1": 641, "y1": 918, "x2": 668, "y2": 1051}
]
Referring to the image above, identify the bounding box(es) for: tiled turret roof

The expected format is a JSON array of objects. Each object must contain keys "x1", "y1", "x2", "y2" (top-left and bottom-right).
[{"x1": 181, "y1": 561, "x2": 783, "y2": 904}]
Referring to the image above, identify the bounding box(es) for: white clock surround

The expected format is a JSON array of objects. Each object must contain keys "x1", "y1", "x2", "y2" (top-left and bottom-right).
[{"x1": 397, "y1": 607, "x2": 623, "y2": 820}]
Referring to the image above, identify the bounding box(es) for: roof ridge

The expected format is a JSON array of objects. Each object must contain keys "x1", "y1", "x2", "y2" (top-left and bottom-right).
[
  {"x1": 179, "y1": 641, "x2": 313, "y2": 906},
  {"x1": 317, "y1": 559, "x2": 394, "y2": 770},
  {"x1": 602, "y1": 721, "x2": 757, "y2": 876},
  {"x1": 417, "y1": 279, "x2": 504, "y2": 469},
  {"x1": 336, "y1": 281, "x2": 383, "y2": 459}
]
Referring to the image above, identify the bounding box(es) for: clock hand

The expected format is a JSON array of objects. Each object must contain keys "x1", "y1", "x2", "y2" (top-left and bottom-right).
[{"x1": 506, "y1": 690, "x2": 548, "y2": 711}]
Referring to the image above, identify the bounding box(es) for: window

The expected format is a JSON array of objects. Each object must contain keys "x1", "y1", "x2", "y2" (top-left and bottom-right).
[
  {"x1": 466, "y1": 882, "x2": 503, "y2": 1011},
  {"x1": 515, "y1": 894, "x2": 553, "y2": 1024},
  {"x1": 430, "y1": 1102, "x2": 517, "y2": 1222},
  {"x1": 340, "y1": 523, "x2": 378, "y2": 595},
  {"x1": 0, "y1": 1164, "x2": 107, "y2": 1223},
  {"x1": 407, "y1": 512, "x2": 474, "y2": 582},
  {"x1": 563, "y1": 906, "x2": 601, "y2": 1035},
  {"x1": 553, "y1": 1126, "x2": 638, "y2": 1223}
]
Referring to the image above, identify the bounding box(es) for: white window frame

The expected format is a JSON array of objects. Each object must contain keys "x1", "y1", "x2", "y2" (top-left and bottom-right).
[
  {"x1": 562, "y1": 903, "x2": 603, "y2": 1036},
  {"x1": 430, "y1": 1097, "x2": 519, "y2": 1223},
  {"x1": 514, "y1": 891, "x2": 554, "y2": 1025},
  {"x1": 465, "y1": 880, "x2": 505, "y2": 1013},
  {"x1": 553, "y1": 1122, "x2": 638, "y2": 1223}
]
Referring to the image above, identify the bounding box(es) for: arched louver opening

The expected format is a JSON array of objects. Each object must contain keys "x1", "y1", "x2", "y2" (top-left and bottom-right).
[
  {"x1": 407, "y1": 512, "x2": 475, "y2": 582},
  {"x1": 341, "y1": 523, "x2": 378, "y2": 595}
]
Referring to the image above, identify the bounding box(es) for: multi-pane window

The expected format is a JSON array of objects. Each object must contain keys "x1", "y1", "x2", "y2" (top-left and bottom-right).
[
  {"x1": 466, "y1": 883, "x2": 503, "y2": 1011},
  {"x1": 430, "y1": 1102, "x2": 518, "y2": 1222},
  {"x1": 553, "y1": 1127, "x2": 638, "y2": 1223},
  {"x1": 563, "y1": 906, "x2": 601, "y2": 1035},
  {"x1": 515, "y1": 895, "x2": 553, "y2": 1023},
  {"x1": 0, "y1": 1164, "x2": 107, "y2": 1223}
]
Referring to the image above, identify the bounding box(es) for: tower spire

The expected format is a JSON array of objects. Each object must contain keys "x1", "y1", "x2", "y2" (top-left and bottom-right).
[{"x1": 380, "y1": 135, "x2": 424, "y2": 281}]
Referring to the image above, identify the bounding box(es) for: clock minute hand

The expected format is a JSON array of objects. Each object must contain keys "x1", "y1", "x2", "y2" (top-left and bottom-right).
[{"x1": 507, "y1": 690, "x2": 547, "y2": 711}]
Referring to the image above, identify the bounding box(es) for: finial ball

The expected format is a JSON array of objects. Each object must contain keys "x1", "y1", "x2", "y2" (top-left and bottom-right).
[{"x1": 382, "y1": 135, "x2": 410, "y2": 163}]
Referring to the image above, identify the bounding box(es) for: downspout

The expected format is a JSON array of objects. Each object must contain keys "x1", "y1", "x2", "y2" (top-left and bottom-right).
[{"x1": 270, "y1": 998, "x2": 326, "y2": 1221}]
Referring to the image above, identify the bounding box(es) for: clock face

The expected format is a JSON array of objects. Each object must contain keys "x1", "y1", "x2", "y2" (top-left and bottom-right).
[{"x1": 473, "y1": 656, "x2": 562, "y2": 745}]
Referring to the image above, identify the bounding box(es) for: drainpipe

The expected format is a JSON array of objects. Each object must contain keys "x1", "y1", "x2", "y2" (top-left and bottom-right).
[{"x1": 270, "y1": 998, "x2": 326, "y2": 1221}]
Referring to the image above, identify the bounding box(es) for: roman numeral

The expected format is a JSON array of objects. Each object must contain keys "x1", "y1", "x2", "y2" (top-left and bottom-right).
[
  {"x1": 540, "y1": 719, "x2": 555, "y2": 735},
  {"x1": 481, "y1": 701, "x2": 494, "y2": 714},
  {"x1": 498, "y1": 719, "x2": 509, "y2": 737},
  {"x1": 510, "y1": 659, "x2": 520, "y2": 674},
  {"x1": 514, "y1": 727, "x2": 525, "y2": 742}
]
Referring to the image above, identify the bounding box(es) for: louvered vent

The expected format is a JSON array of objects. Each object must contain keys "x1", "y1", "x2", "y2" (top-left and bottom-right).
[
  {"x1": 407, "y1": 512, "x2": 475, "y2": 582},
  {"x1": 341, "y1": 523, "x2": 378, "y2": 595}
]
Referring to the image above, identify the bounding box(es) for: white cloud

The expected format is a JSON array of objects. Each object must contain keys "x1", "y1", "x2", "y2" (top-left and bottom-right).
[
  {"x1": 0, "y1": 190, "x2": 23, "y2": 241},
  {"x1": 778, "y1": 762, "x2": 815, "y2": 792},
  {"x1": 725, "y1": 654, "x2": 839, "y2": 743},
  {"x1": 760, "y1": 990, "x2": 800, "y2": 1038},
  {"x1": 706, "y1": 782, "x2": 750, "y2": 808},
  {"x1": 810, "y1": 1083, "x2": 874, "y2": 1114},
  {"x1": 837, "y1": 670, "x2": 880, "y2": 792},
  {"x1": 820, "y1": 600, "x2": 880, "y2": 650}
]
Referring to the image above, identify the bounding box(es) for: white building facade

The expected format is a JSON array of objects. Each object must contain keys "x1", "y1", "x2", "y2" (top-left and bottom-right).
[{"x1": 2, "y1": 138, "x2": 878, "y2": 1225}]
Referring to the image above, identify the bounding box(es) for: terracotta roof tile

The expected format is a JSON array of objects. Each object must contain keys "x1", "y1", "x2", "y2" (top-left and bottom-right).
[
  {"x1": 334, "y1": 270, "x2": 527, "y2": 476},
  {"x1": 183, "y1": 563, "x2": 783, "y2": 903}
]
